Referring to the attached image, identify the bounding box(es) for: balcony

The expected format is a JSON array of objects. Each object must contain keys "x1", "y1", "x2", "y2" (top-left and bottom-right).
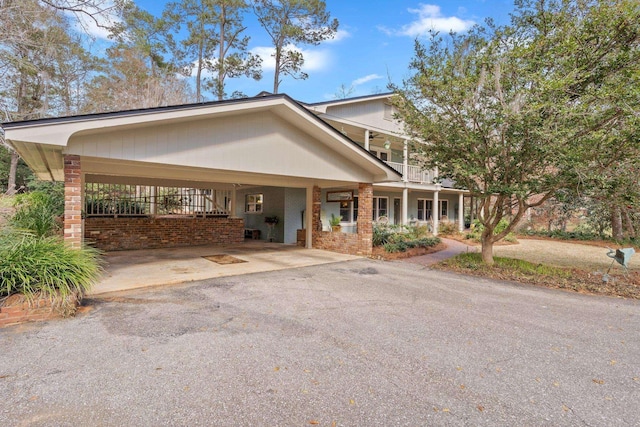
[{"x1": 385, "y1": 161, "x2": 435, "y2": 184}]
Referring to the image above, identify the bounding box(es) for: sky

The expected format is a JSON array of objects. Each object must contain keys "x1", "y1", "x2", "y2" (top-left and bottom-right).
[{"x1": 82, "y1": 1, "x2": 515, "y2": 103}]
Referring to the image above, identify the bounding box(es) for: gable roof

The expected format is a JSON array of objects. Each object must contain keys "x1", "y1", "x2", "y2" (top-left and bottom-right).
[{"x1": 2, "y1": 94, "x2": 401, "y2": 186}]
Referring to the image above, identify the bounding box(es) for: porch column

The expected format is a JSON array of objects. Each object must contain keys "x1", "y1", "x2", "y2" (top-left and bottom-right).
[
  {"x1": 305, "y1": 185, "x2": 315, "y2": 249},
  {"x1": 64, "y1": 154, "x2": 83, "y2": 249},
  {"x1": 403, "y1": 139, "x2": 409, "y2": 183},
  {"x1": 230, "y1": 185, "x2": 237, "y2": 217},
  {"x1": 458, "y1": 193, "x2": 464, "y2": 232},
  {"x1": 364, "y1": 129, "x2": 370, "y2": 151},
  {"x1": 357, "y1": 183, "x2": 373, "y2": 256},
  {"x1": 150, "y1": 186, "x2": 157, "y2": 215},
  {"x1": 433, "y1": 190, "x2": 439, "y2": 236},
  {"x1": 310, "y1": 185, "x2": 322, "y2": 248},
  {"x1": 402, "y1": 187, "x2": 409, "y2": 225}
]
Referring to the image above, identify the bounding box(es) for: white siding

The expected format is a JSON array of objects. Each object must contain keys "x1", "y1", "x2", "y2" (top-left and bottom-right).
[
  {"x1": 325, "y1": 99, "x2": 404, "y2": 135},
  {"x1": 67, "y1": 111, "x2": 375, "y2": 183}
]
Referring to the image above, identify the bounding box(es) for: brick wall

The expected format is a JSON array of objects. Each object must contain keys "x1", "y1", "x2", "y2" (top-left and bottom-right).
[
  {"x1": 0, "y1": 298, "x2": 61, "y2": 328},
  {"x1": 314, "y1": 230, "x2": 364, "y2": 256},
  {"x1": 357, "y1": 183, "x2": 373, "y2": 256},
  {"x1": 312, "y1": 183, "x2": 374, "y2": 257},
  {"x1": 85, "y1": 217, "x2": 244, "y2": 251},
  {"x1": 64, "y1": 155, "x2": 82, "y2": 248}
]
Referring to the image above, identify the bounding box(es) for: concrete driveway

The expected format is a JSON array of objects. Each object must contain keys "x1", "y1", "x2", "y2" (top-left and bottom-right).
[
  {"x1": 93, "y1": 241, "x2": 360, "y2": 295},
  {"x1": 1, "y1": 259, "x2": 639, "y2": 426}
]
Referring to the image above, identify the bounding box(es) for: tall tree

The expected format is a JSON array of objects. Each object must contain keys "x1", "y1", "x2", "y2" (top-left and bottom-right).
[
  {"x1": 207, "y1": 0, "x2": 262, "y2": 100},
  {"x1": 394, "y1": 0, "x2": 640, "y2": 264},
  {"x1": 83, "y1": 44, "x2": 193, "y2": 112},
  {"x1": 252, "y1": 0, "x2": 338, "y2": 93},
  {"x1": 1, "y1": 0, "x2": 95, "y2": 193},
  {"x1": 164, "y1": 0, "x2": 219, "y2": 101}
]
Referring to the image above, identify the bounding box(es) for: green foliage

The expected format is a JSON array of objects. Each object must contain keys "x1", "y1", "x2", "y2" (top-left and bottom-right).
[
  {"x1": 373, "y1": 222, "x2": 439, "y2": 252},
  {"x1": 446, "y1": 252, "x2": 570, "y2": 278},
  {"x1": 394, "y1": 0, "x2": 640, "y2": 263},
  {"x1": 438, "y1": 220, "x2": 457, "y2": 235},
  {"x1": 383, "y1": 236, "x2": 440, "y2": 253},
  {"x1": 466, "y1": 219, "x2": 517, "y2": 243},
  {"x1": 10, "y1": 187, "x2": 64, "y2": 237},
  {"x1": 519, "y1": 228, "x2": 600, "y2": 242},
  {"x1": 0, "y1": 147, "x2": 33, "y2": 193},
  {"x1": 0, "y1": 231, "x2": 102, "y2": 314},
  {"x1": 329, "y1": 213, "x2": 342, "y2": 227},
  {"x1": 252, "y1": 0, "x2": 339, "y2": 92}
]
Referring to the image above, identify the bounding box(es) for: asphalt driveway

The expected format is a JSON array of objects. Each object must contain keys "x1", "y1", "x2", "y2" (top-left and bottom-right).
[{"x1": 1, "y1": 258, "x2": 639, "y2": 426}]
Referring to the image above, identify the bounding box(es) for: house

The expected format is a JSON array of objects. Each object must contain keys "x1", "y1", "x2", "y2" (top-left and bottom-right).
[{"x1": 1, "y1": 92, "x2": 466, "y2": 256}]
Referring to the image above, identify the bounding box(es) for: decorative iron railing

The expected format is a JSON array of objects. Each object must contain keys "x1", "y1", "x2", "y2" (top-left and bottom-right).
[{"x1": 84, "y1": 183, "x2": 231, "y2": 217}]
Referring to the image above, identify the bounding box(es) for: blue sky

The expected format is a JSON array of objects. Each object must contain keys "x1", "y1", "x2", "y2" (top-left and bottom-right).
[{"x1": 85, "y1": 1, "x2": 515, "y2": 102}]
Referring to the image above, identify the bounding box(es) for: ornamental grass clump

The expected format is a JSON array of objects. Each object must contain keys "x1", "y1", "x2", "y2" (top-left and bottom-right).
[
  {"x1": 0, "y1": 232, "x2": 103, "y2": 316},
  {"x1": 1, "y1": 185, "x2": 102, "y2": 316}
]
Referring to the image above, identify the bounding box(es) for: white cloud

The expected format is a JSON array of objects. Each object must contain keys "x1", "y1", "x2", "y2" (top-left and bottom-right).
[
  {"x1": 324, "y1": 29, "x2": 351, "y2": 44},
  {"x1": 352, "y1": 74, "x2": 383, "y2": 86},
  {"x1": 387, "y1": 3, "x2": 476, "y2": 37},
  {"x1": 251, "y1": 44, "x2": 332, "y2": 73},
  {"x1": 65, "y1": 0, "x2": 120, "y2": 41}
]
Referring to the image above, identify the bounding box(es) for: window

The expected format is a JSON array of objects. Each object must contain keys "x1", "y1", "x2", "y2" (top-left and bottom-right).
[
  {"x1": 245, "y1": 193, "x2": 263, "y2": 213},
  {"x1": 339, "y1": 196, "x2": 358, "y2": 223},
  {"x1": 370, "y1": 150, "x2": 389, "y2": 161},
  {"x1": 383, "y1": 103, "x2": 395, "y2": 121},
  {"x1": 372, "y1": 196, "x2": 388, "y2": 220},
  {"x1": 417, "y1": 199, "x2": 433, "y2": 221},
  {"x1": 440, "y1": 200, "x2": 448, "y2": 219},
  {"x1": 417, "y1": 199, "x2": 447, "y2": 220}
]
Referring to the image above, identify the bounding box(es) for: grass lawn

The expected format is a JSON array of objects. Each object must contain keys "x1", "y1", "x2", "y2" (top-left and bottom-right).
[{"x1": 435, "y1": 251, "x2": 640, "y2": 300}]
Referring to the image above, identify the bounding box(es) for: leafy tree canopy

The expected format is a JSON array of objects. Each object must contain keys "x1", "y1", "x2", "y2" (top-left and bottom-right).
[{"x1": 394, "y1": 0, "x2": 640, "y2": 264}]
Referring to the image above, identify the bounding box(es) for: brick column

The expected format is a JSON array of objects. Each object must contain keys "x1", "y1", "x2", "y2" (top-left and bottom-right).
[
  {"x1": 357, "y1": 183, "x2": 373, "y2": 256},
  {"x1": 311, "y1": 185, "x2": 322, "y2": 247},
  {"x1": 64, "y1": 155, "x2": 83, "y2": 249}
]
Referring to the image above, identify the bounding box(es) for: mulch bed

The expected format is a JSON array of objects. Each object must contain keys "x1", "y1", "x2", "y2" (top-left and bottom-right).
[
  {"x1": 433, "y1": 257, "x2": 640, "y2": 300},
  {"x1": 371, "y1": 242, "x2": 447, "y2": 261}
]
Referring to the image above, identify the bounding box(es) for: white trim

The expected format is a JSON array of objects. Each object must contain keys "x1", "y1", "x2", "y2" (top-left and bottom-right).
[{"x1": 372, "y1": 196, "x2": 389, "y2": 221}]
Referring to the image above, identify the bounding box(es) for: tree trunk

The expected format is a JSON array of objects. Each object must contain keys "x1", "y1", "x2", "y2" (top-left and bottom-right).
[
  {"x1": 6, "y1": 149, "x2": 19, "y2": 195},
  {"x1": 611, "y1": 205, "x2": 623, "y2": 241},
  {"x1": 273, "y1": 47, "x2": 281, "y2": 93},
  {"x1": 480, "y1": 225, "x2": 495, "y2": 265},
  {"x1": 622, "y1": 208, "x2": 636, "y2": 239},
  {"x1": 481, "y1": 238, "x2": 494, "y2": 265}
]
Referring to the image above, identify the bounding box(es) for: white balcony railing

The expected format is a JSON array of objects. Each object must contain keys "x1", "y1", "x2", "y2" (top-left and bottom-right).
[{"x1": 385, "y1": 161, "x2": 434, "y2": 184}]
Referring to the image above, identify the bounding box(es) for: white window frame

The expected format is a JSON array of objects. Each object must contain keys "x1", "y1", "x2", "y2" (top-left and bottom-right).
[
  {"x1": 417, "y1": 198, "x2": 433, "y2": 221},
  {"x1": 440, "y1": 200, "x2": 448, "y2": 220},
  {"x1": 372, "y1": 196, "x2": 389, "y2": 221},
  {"x1": 245, "y1": 193, "x2": 263, "y2": 213},
  {"x1": 370, "y1": 148, "x2": 390, "y2": 162},
  {"x1": 339, "y1": 196, "x2": 358, "y2": 224}
]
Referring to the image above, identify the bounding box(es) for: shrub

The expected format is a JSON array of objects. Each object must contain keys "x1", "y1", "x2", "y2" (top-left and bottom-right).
[
  {"x1": 438, "y1": 220, "x2": 457, "y2": 235},
  {"x1": 466, "y1": 218, "x2": 517, "y2": 243},
  {"x1": 10, "y1": 188, "x2": 64, "y2": 237},
  {"x1": 373, "y1": 223, "x2": 394, "y2": 246},
  {"x1": 0, "y1": 232, "x2": 102, "y2": 316}
]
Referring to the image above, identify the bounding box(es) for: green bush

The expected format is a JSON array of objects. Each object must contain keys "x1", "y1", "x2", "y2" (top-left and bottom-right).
[
  {"x1": 0, "y1": 232, "x2": 102, "y2": 315},
  {"x1": 374, "y1": 222, "x2": 440, "y2": 253},
  {"x1": 438, "y1": 220, "x2": 457, "y2": 235},
  {"x1": 466, "y1": 218, "x2": 517, "y2": 243},
  {"x1": 10, "y1": 188, "x2": 64, "y2": 237}
]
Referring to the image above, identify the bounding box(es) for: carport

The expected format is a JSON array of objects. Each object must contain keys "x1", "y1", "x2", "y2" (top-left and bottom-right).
[
  {"x1": 2, "y1": 94, "x2": 400, "y2": 257},
  {"x1": 92, "y1": 241, "x2": 361, "y2": 295}
]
